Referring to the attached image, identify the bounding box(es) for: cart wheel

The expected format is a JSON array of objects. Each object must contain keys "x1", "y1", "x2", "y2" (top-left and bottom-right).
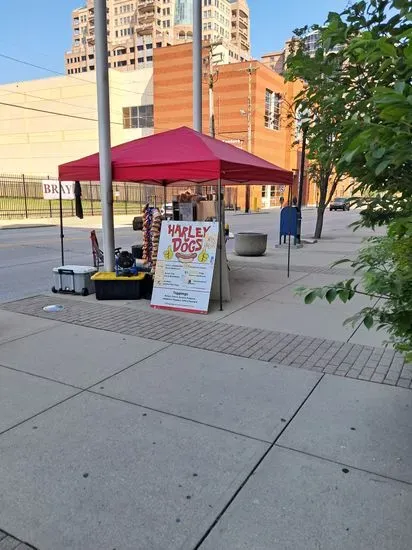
[
  {"x1": 81, "y1": 288, "x2": 89, "y2": 297},
  {"x1": 51, "y1": 286, "x2": 57, "y2": 294}
]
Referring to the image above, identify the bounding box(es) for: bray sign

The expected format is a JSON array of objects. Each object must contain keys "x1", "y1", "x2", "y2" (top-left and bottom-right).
[{"x1": 42, "y1": 180, "x2": 75, "y2": 200}]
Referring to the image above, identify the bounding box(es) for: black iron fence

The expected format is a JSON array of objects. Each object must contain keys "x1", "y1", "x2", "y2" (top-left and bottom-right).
[{"x1": 0, "y1": 173, "x2": 239, "y2": 220}]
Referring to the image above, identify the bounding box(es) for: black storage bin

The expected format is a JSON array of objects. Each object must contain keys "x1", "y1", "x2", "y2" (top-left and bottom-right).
[{"x1": 91, "y1": 272, "x2": 151, "y2": 300}]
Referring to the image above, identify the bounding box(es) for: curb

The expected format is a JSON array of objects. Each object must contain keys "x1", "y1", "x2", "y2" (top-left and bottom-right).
[
  {"x1": 0, "y1": 224, "x2": 56, "y2": 230},
  {"x1": 231, "y1": 211, "x2": 270, "y2": 216}
]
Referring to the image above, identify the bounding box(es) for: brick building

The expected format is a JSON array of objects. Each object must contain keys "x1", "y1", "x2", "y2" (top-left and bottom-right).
[{"x1": 153, "y1": 43, "x2": 315, "y2": 209}]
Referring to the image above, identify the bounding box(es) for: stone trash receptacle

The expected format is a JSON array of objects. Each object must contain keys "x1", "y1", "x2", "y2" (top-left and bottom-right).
[{"x1": 234, "y1": 232, "x2": 268, "y2": 256}]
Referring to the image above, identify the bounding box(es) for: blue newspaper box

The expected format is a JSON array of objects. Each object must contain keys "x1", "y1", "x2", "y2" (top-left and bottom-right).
[{"x1": 279, "y1": 206, "x2": 298, "y2": 245}]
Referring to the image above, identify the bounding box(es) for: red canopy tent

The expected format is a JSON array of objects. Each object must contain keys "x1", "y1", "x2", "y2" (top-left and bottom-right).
[
  {"x1": 58, "y1": 127, "x2": 293, "y2": 311},
  {"x1": 58, "y1": 126, "x2": 293, "y2": 186}
]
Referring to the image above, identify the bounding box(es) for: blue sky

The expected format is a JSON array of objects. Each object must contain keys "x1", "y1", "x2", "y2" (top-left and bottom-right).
[{"x1": 0, "y1": 0, "x2": 348, "y2": 84}]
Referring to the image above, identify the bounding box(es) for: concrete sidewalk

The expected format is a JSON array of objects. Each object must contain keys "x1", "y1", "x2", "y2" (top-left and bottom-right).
[
  {"x1": 0, "y1": 307, "x2": 411, "y2": 549},
  {"x1": 0, "y1": 221, "x2": 411, "y2": 549}
]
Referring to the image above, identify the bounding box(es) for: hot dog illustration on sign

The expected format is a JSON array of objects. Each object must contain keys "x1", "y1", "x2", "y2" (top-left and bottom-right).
[{"x1": 167, "y1": 223, "x2": 212, "y2": 264}]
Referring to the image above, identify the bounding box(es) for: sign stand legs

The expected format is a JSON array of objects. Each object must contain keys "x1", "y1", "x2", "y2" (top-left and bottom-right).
[{"x1": 59, "y1": 180, "x2": 65, "y2": 266}]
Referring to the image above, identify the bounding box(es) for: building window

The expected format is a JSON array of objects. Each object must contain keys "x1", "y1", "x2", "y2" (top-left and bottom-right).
[
  {"x1": 89, "y1": 65, "x2": 95, "y2": 71},
  {"x1": 147, "y1": 56, "x2": 153, "y2": 62},
  {"x1": 264, "y1": 89, "x2": 281, "y2": 131},
  {"x1": 122, "y1": 105, "x2": 154, "y2": 129},
  {"x1": 146, "y1": 43, "x2": 153, "y2": 49},
  {"x1": 138, "y1": 57, "x2": 144, "y2": 63}
]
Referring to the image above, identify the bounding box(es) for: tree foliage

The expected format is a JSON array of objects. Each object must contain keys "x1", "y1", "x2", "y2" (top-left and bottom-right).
[
  {"x1": 285, "y1": 27, "x2": 348, "y2": 238},
  {"x1": 294, "y1": 0, "x2": 412, "y2": 360},
  {"x1": 300, "y1": 224, "x2": 412, "y2": 360},
  {"x1": 324, "y1": 0, "x2": 412, "y2": 228}
]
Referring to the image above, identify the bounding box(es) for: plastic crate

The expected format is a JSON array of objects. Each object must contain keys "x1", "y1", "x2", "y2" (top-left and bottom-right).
[{"x1": 91, "y1": 272, "x2": 152, "y2": 300}]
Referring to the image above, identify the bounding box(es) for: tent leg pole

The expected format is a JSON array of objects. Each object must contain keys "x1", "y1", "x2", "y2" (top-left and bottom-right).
[
  {"x1": 218, "y1": 178, "x2": 223, "y2": 311},
  {"x1": 163, "y1": 182, "x2": 167, "y2": 216},
  {"x1": 59, "y1": 180, "x2": 64, "y2": 266}
]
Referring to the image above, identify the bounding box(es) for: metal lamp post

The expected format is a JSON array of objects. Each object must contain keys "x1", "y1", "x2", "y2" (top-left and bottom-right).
[
  {"x1": 95, "y1": 0, "x2": 115, "y2": 271},
  {"x1": 193, "y1": 0, "x2": 202, "y2": 132}
]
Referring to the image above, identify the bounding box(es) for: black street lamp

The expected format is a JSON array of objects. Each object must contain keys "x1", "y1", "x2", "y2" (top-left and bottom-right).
[{"x1": 296, "y1": 125, "x2": 307, "y2": 243}]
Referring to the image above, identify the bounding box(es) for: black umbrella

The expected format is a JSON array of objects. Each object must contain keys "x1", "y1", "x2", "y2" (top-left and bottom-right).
[{"x1": 74, "y1": 180, "x2": 83, "y2": 219}]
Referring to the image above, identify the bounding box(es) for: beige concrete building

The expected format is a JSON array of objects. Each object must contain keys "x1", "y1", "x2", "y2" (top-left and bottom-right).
[
  {"x1": 261, "y1": 50, "x2": 286, "y2": 74},
  {"x1": 65, "y1": 0, "x2": 250, "y2": 76},
  {"x1": 261, "y1": 31, "x2": 321, "y2": 75},
  {"x1": 0, "y1": 68, "x2": 153, "y2": 175}
]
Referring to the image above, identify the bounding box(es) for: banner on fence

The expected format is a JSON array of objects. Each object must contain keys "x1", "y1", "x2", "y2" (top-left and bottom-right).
[{"x1": 42, "y1": 180, "x2": 75, "y2": 200}]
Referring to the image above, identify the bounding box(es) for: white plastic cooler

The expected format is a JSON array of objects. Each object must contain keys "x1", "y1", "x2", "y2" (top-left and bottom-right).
[{"x1": 52, "y1": 265, "x2": 97, "y2": 296}]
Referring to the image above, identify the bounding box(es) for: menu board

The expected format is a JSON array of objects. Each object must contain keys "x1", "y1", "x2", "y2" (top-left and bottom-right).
[{"x1": 151, "y1": 221, "x2": 219, "y2": 314}]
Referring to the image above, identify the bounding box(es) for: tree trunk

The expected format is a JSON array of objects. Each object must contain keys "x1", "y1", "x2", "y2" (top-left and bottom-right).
[
  {"x1": 314, "y1": 174, "x2": 329, "y2": 239},
  {"x1": 314, "y1": 206, "x2": 326, "y2": 239}
]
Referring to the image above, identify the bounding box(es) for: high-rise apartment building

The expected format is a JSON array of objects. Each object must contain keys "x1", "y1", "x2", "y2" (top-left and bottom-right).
[
  {"x1": 65, "y1": 0, "x2": 250, "y2": 76},
  {"x1": 175, "y1": 0, "x2": 193, "y2": 25},
  {"x1": 229, "y1": 0, "x2": 250, "y2": 61}
]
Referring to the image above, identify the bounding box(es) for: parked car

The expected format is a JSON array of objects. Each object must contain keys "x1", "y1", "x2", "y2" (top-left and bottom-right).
[{"x1": 330, "y1": 197, "x2": 350, "y2": 211}]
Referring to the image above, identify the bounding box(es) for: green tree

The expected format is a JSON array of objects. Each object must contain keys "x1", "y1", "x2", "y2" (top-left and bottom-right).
[
  {"x1": 285, "y1": 28, "x2": 347, "y2": 239},
  {"x1": 298, "y1": 0, "x2": 412, "y2": 360}
]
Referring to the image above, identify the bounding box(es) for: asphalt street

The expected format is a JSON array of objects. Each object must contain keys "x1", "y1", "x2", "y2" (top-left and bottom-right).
[{"x1": 0, "y1": 208, "x2": 358, "y2": 303}]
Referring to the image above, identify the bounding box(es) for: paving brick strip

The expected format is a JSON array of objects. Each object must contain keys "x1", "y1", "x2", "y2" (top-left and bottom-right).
[
  {"x1": 0, "y1": 530, "x2": 37, "y2": 549},
  {"x1": 230, "y1": 260, "x2": 356, "y2": 277},
  {"x1": 2, "y1": 295, "x2": 411, "y2": 389}
]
